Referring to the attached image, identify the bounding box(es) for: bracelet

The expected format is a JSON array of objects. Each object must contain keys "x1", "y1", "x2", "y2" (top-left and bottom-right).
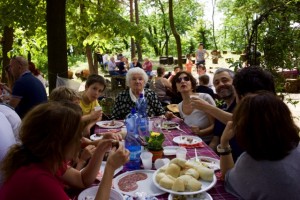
[{"x1": 217, "y1": 144, "x2": 231, "y2": 154}]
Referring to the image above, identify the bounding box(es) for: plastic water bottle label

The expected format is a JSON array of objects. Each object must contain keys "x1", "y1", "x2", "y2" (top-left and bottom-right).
[{"x1": 129, "y1": 149, "x2": 141, "y2": 160}]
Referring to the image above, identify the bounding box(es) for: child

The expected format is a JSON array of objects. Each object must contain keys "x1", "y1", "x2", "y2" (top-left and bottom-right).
[
  {"x1": 196, "y1": 74, "x2": 215, "y2": 99},
  {"x1": 80, "y1": 74, "x2": 106, "y2": 122}
]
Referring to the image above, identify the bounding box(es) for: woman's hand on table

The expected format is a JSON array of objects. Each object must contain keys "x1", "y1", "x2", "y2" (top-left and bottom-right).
[{"x1": 107, "y1": 144, "x2": 129, "y2": 170}]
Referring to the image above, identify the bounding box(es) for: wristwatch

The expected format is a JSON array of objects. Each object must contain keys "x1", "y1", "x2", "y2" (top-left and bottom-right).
[{"x1": 217, "y1": 144, "x2": 232, "y2": 155}]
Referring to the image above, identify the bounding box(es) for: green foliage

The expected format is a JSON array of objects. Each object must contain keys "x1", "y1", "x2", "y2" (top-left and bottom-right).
[{"x1": 145, "y1": 131, "x2": 165, "y2": 151}]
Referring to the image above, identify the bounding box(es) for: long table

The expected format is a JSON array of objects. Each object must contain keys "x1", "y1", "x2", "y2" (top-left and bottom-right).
[{"x1": 73, "y1": 119, "x2": 238, "y2": 200}]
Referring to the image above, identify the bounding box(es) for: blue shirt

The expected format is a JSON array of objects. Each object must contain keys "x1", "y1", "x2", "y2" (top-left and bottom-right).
[{"x1": 12, "y1": 71, "x2": 47, "y2": 118}]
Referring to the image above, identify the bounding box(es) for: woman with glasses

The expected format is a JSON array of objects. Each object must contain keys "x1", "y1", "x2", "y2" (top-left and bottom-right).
[{"x1": 171, "y1": 71, "x2": 215, "y2": 144}]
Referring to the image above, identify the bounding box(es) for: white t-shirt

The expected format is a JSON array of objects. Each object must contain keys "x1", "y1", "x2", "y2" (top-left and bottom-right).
[
  {"x1": 0, "y1": 104, "x2": 21, "y2": 141},
  {"x1": 178, "y1": 93, "x2": 216, "y2": 143},
  {"x1": 0, "y1": 112, "x2": 17, "y2": 185}
]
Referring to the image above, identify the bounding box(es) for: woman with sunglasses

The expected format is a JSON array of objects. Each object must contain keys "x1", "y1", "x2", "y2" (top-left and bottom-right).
[{"x1": 171, "y1": 72, "x2": 215, "y2": 144}]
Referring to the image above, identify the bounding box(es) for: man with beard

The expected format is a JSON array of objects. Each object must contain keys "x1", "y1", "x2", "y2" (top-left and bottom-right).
[
  {"x1": 206, "y1": 68, "x2": 242, "y2": 161},
  {"x1": 192, "y1": 67, "x2": 276, "y2": 161}
]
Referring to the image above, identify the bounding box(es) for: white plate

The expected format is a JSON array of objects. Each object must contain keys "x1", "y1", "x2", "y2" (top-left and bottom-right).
[
  {"x1": 90, "y1": 134, "x2": 103, "y2": 141},
  {"x1": 152, "y1": 169, "x2": 217, "y2": 195},
  {"x1": 173, "y1": 136, "x2": 202, "y2": 145},
  {"x1": 162, "y1": 121, "x2": 179, "y2": 130},
  {"x1": 163, "y1": 146, "x2": 180, "y2": 156},
  {"x1": 113, "y1": 170, "x2": 165, "y2": 197},
  {"x1": 96, "y1": 162, "x2": 123, "y2": 181},
  {"x1": 78, "y1": 186, "x2": 123, "y2": 200},
  {"x1": 168, "y1": 192, "x2": 213, "y2": 200},
  {"x1": 97, "y1": 121, "x2": 124, "y2": 129},
  {"x1": 190, "y1": 156, "x2": 220, "y2": 171}
]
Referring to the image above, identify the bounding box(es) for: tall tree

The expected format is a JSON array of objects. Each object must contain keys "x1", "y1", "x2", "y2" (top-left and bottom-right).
[
  {"x1": 130, "y1": 0, "x2": 136, "y2": 59},
  {"x1": 1, "y1": 26, "x2": 13, "y2": 82},
  {"x1": 46, "y1": 0, "x2": 68, "y2": 93},
  {"x1": 169, "y1": 0, "x2": 182, "y2": 68},
  {"x1": 134, "y1": 0, "x2": 143, "y2": 61}
]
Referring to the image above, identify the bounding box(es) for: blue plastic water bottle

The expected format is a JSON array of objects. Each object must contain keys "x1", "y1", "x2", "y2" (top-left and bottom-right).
[
  {"x1": 125, "y1": 108, "x2": 141, "y2": 170},
  {"x1": 136, "y1": 93, "x2": 149, "y2": 137}
]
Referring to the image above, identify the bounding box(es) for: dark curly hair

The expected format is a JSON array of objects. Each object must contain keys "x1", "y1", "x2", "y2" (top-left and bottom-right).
[
  {"x1": 233, "y1": 66, "x2": 276, "y2": 99},
  {"x1": 171, "y1": 71, "x2": 197, "y2": 93}
]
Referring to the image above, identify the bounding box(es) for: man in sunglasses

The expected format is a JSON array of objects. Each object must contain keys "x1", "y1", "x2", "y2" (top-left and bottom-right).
[{"x1": 8, "y1": 56, "x2": 47, "y2": 118}]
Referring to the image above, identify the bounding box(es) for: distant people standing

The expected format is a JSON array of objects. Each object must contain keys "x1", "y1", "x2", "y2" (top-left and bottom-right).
[
  {"x1": 142, "y1": 58, "x2": 153, "y2": 76},
  {"x1": 195, "y1": 43, "x2": 209, "y2": 65},
  {"x1": 8, "y1": 56, "x2": 47, "y2": 118},
  {"x1": 28, "y1": 61, "x2": 47, "y2": 88},
  {"x1": 129, "y1": 57, "x2": 142, "y2": 69},
  {"x1": 185, "y1": 54, "x2": 194, "y2": 73}
]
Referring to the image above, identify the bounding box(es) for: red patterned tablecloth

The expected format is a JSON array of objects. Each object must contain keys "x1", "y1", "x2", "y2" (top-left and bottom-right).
[{"x1": 73, "y1": 119, "x2": 237, "y2": 200}]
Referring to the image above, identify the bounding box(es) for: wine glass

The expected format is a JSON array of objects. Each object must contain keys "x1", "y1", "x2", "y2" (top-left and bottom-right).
[{"x1": 153, "y1": 118, "x2": 163, "y2": 133}]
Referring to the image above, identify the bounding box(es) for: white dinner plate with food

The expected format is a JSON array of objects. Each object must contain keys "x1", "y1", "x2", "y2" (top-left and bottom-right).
[
  {"x1": 96, "y1": 161, "x2": 123, "y2": 181},
  {"x1": 152, "y1": 168, "x2": 217, "y2": 195},
  {"x1": 113, "y1": 170, "x2": 165, "y2": 197},
  {"x1": 173, "y1": 136, "x2": 202, "y2": 145},
  {"x1": 189, "y1": 156, "x2": 220, "y2": 171},
  {"x1": 162, "y1": 121, "x2": 179, "y2": 130},
  {"x1": 78, "y1": 186, "x2": 123, "y2": 200},
  {"x1": 168, "y1": 192, "x2": 213, "y2": 200},
  {"x1": 90, "y1": 134, "x2": 103, "y2": 141},
  {"x1": 96, "y1": 120, "x2": 124, "y2": 129},
  {"x1": 163, "y1": 146, "x2": 180, "y2": 156}
]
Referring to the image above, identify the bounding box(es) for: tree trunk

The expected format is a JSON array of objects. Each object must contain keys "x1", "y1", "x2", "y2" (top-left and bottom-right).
[
  {"x1": 93, "y1": 52, "x2": 99, "y2": 74},
  {"x1": 86, "y1": 45, "x2": 97, "y2": 75},
  {"x1": 168, "y1": 0, "x2": 182, "y2": 68},
  {"x1": 1, "y1": 26, "x2": 14, "y2": 83},
  {"x1": 130, "y1": 0, "x2": 135, "y2": 59},
  {"x1": 134, "y1": 0, "x2": 142, "y2": 61},
  {"x1": 46, "y1": 0, "x2": 68, "y2": 93},
  {"x1": 158, "y1": 0, "x2": 169, "y2": 56},
  {"x1": 211, "y1": 0, "x2": 218, "y2": 50}
]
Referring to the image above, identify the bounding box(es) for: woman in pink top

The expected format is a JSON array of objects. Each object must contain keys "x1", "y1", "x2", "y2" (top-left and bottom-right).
[
  {"x1": 142, "y1": 58, "x2": 153, "y2": 76},
  {"x1": 0, "y1": 101, "x2": 129, "y2": 200}
]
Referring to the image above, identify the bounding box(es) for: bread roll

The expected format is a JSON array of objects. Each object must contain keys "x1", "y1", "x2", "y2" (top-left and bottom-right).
[
  {"x1": 165, "y1": 163, "x2": 181, "y2": 178},
  {"x1": 177, "y1": 174, "x2": 193, "y2": 185},
  {"x1": 159, "y1": 176, "x2": 175, "y2": 189},
  {"x1": 155, "y1": 172, "x2": 167, "y2": 183},
  {"x1": 172, "y1": 178, "x2": 185, "y2": 192},
  {"x1": 184, "y1": 168, "x2": 200, "y2": 179},
  {"x1": 170, "y1": 158, "x2": 187, "y2": 168},
  {"x1": 186, "y1": 177, "x2": 202, "y2": 191}
]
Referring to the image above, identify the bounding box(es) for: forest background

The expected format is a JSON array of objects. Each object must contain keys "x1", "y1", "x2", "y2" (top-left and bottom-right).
[{"x1": 0, "y1": 0, "x2": 299, "y2": 92}]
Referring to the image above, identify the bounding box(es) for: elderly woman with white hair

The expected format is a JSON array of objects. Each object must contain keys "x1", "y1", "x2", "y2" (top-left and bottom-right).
[{"x1": 112, "y1": 68, "x2": 173, "y2": 120}]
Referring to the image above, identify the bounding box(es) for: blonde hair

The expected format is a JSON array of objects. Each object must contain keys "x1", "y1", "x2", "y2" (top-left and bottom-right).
[{"x1": 49, "y1": 86, "x2": 81, "y2": 102}]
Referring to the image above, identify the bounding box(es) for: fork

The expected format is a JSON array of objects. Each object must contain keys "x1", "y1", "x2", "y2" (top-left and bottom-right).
[{"x1": 176, "y1": 126, "x2": 188, "y2": 134}]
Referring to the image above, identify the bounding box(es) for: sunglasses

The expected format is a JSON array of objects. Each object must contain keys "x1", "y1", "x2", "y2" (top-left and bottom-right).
[{"x1": 176, "y1": 76, "x2": 190, "y2": 83}]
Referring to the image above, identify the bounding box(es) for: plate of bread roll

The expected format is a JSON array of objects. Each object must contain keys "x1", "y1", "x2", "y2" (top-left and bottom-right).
[{"x1": 152, "y1": 158, "x2": 216, "y2": 195}]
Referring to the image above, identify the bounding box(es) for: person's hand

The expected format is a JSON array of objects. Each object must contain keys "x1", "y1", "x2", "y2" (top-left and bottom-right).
[
  {"x1": 89, "y1": 110, "x2": 102, "y2": 121},
  {"x1": 220, "y1": 121, "x2": 234, "y2": 147},
  {"x1": 106, "y1": 144, "x2": 129, "y2": 170},
  {"x1": 190, "y1": 98, "x2": 209, "y2": 110},
  {"x1": 190, "y1": 126, "x2": 200, "y2": 134},
  {"x1": 80, "y1": 145, "x2": 96, "y2": 161},
  {"x1": 102, "y1": 132, "x2": 122, "y2": 141},
  {"x1": 94, "y1": 139, "x2": 115, "y2": 159},
  {"x1": 165, "y1": 111, "x2": 176, "y2": 120}
]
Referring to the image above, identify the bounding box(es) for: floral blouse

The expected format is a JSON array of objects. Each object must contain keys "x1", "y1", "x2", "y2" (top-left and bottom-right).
[{"x1": 112, "y1": 88, "x2": 165, "y2": 120}]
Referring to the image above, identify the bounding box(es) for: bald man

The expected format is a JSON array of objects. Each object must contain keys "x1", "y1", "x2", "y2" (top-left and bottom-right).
[{"x1": 8, "y1": 56, "x2": 47, "y2": 118}]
